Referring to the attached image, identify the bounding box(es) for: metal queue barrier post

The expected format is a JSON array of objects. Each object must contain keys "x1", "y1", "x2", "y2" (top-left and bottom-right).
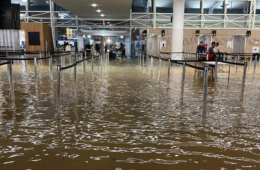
[
  {"x1": 202, "y1": 66, "x2": 209, "y2": 118},
  {"x1": 249, "y1": 55, "x2": 252, "y2": 71},
  {"x1": 151, "y1": 55, "x2": 153, "y2": 77},
  {"x1": 7, "y1": 61, "x2": 14, "y2": 99},
  {"x1": 49, "y1": 55, "x2": 53, "y2": 81},
  {"x1": 167, "y1": 59, "x2": 171, "y2": 89},
  {"x1": 146, "y1": 54, "x2": 149, "y2": 73},
  {"x1": 240, "y1": 62, "x2": 247, "y2": 102},
  {"x1": 34, "y1": 57, "x2": 38, "y2": 89},
  {"x1": 92, "y1": 56, "x2": 94, "y2": 81},
  {"x1": 57, "y1": 65, "x2": 61, "y2": 114},
  {"x1": 158, "y1": 56, "x2": 161, "y2": 82},
  {"x1": 101, "y1": 54, "x2": 103, "y2": 75},
  {"x1": 236, "y1": 55, "x2": 238, "y2": 74},
  {"x1": 180, "y1": 62, "x2": 186, "y2": 102},
  {"x1": 142, "y1": 53, "x2": 144, "y2": 67},
  {"x1": 228, "y1": 65, "x2": 231, "y2": 84},
  {"x1": 83, "y1": 56, "x2": 87, "y2": 85},
  {"x1": 73, "y1": 60, "x2": 77, "y2": 98},
  {"x1": 140, "y1": 52, "x2": 142, "y2": 66},
  {"x1": 69, "y1": 53, "x2": 72, "y2": 74},
  {"x1": 98, "y1": 54, "x2": 100, "y2": 73},
  {"x1": 215, "y1": 59, "x2": 218, "y2": 89},
  {"x1": 253, "y1": 55, "x2": 257, "y2": 77}
]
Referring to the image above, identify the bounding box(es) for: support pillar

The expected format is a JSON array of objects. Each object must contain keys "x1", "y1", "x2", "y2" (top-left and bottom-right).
[{"x1": 171, "y1": 0, "x2": 185, "y2": 60}]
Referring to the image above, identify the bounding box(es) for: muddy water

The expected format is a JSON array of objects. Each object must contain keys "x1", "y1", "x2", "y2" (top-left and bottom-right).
[{"x1": 0, "y1": 56, "x2": 260, "y2": 170}]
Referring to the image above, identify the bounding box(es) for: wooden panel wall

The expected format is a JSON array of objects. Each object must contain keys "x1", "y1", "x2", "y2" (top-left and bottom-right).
[
  {"x1": 21, "y1": 23, "x2": 53, "y2": 52},
  {"x1": 149, "y1": 28, "x2": 260, "y2": 53}
]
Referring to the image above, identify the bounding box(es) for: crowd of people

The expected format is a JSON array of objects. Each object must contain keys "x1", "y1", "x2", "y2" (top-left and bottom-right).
[{"x1": 197, "y1": 41, "x2": 220, "y2": 61}]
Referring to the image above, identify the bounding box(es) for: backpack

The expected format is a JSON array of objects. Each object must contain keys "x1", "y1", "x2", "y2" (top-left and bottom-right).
[{"x1": 204, "y1": 48, "x2": 212, "y2": 60}]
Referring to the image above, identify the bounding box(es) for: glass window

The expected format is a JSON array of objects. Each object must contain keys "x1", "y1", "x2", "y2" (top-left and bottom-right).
[
  {"x1": 185, "y1": 1, "x2": 201, "y2": 13},
  {"x1": 29, "y1": 0, "x2": 50, "y2": 11},
  {"x1": 227, "y1": 1, "x2": 249, "y2": 14},
  {"x1": 11, "y1": 0, "x2": 26, "y2": 10},
  {"x1": 204, "y1": 1, "x2": 224, "y2": 14},
  {"x1": 156, "y1": 0, "x2": 173, "y2": 13},
  {"x1": 132, "y1": 0, "x2": 152, "y2": 12},
  {"x1": 256, "y1": 1, "x2": 260, "y2": 14}
]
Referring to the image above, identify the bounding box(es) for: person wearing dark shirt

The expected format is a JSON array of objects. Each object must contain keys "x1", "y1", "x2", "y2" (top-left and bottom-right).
[
  {"x1": 85, "y1": 42, "x2": 91, "y2": 56},
  {"x1": 209, "y1": 42, "x2": 216, "y2": 61},
  {"x1": 197, "y1": 41, "x2": 206, "y2": 54}
]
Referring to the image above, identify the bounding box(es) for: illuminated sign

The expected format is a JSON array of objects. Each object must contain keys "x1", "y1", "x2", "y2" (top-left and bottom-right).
[{"x1": 66, "y1": 28, "x2": 73, "y2": 39}]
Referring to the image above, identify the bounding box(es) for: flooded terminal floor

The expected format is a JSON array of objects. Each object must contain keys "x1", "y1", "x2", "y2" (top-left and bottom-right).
[{"x1": 0, "y1": 56, "x2": 260, "y2": 170}]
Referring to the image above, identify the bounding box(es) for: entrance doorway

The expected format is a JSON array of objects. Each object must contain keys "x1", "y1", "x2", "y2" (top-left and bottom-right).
[
  {"x1": 232, "y1": 35, "x2": 246, "y2": 53},
  {"x1": 198, "y1": 34, "x2": 212, "y2": 51}
]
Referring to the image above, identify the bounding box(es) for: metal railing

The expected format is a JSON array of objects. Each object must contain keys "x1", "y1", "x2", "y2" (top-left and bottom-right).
[{"x1": 144, "y1": 53, "x2": 248, "y2": 118}]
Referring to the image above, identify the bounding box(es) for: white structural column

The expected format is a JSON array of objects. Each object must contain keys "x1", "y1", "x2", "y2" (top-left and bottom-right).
[
  {"x1": 50, "y1": 0, "x2": 57, "y2": 51},
  {"x1": 153, "y1": 0, "x2": 156, "y2": 29},
  {"x1": 171, "y1": 0, "x2": 185, "y2": 60}
]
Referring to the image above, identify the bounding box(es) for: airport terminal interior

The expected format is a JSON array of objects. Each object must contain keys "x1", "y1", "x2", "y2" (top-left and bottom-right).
[{"x1": 1, "y1": 0, "x2": 260, "y2": 169}]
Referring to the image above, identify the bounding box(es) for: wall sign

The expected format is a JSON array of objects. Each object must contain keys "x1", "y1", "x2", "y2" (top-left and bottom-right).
[
  {"x1": 255, "y1": 39, "x2": 259, "y2": 45},
  {"x1": 252, "y1": 46, "x2": 259, "y2": 53}
]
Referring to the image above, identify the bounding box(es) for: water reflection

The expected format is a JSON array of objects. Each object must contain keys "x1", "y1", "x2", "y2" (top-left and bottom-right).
[{"x1": 0, "y1": 57, "x2": 259, "y2": 169}]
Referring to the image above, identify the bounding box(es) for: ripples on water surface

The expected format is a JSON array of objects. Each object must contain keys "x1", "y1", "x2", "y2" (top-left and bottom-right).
[{"x1": 0, "y1": 56, "x2": 260, "y2": 170}]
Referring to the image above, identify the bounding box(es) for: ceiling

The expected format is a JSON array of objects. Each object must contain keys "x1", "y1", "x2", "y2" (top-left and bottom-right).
[{"x1": 52, "y1": 0, "x2": 131, "y2": 19}]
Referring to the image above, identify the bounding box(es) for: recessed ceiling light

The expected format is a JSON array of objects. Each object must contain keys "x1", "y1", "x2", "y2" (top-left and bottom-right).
[
  {"x1": 97, "y1": 9, "x2": 101, "y2": 13},
  {"x1": 107, "y1": 22, "x2": 110, "y2": 24},
  {"x1": 92, "y1": 4, "x2": 97, "y2": 7},
  {"x1": 22, "y1": 0, "x2": 27, "y2": 2},
  {"x1": 101, "y1": 14, "x2": 104, "y2": 17}
]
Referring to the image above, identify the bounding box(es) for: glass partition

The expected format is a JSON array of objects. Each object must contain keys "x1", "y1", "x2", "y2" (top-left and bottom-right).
[
  {"x1": 156, "y1": 0, "x2": 173, "y2": 13},
  {"x1": 227, "y1": 1, "x2": 249, "y2": 14},
  {"x1": 204, "y1": 1, "x2": 224, "y2": 14},
  {"x1": 132, "y1": 0, "x2": 153, "y2": 12},
  {"x1": 185, "y1": 1, "x2": 201, "y2": 13},
  {"x1": 29, "y1": 0, "x2": 50, "y2": 11}
]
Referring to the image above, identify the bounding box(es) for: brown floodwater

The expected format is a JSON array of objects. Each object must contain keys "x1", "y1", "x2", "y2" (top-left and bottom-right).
[{"x1": 0, "y1": 55, "x2": 260, "y2": 170}]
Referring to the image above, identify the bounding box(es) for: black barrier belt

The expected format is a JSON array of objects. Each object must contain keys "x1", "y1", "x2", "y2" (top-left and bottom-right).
[
  {"x1": 0, "y1": 61, "x2": 11, "y2": 66},
  {"x1": 37, "y1": 57, "x2": 51, "y2": 60},
  {"x1": 218, "y1": 60, "x2": 245, "y2": 66},
  {"x1": 60, "y1": 55, "x2": 99, "y2": 71},
  {"x1": 0, "y1": 58, "x2": 34, "y2": 61},
  {"x1": 60, "y1": 63, "x2": 77, "y2": 71},
  {"x1": 185, "y1": 63, "x2": 205, "y2": 70}
]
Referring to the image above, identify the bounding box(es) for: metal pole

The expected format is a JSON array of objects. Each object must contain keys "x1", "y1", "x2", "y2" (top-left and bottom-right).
[
  {"x1": 228, "y1": 65, "x2": 230, "y2": 84},
  {"x1": 202, "y1": 66, "x2": 209, "y2": 118},
  {"x1": 34, "y1": 57, "x2": 38, "y2": 89},
  {"x1": 158, "y1": 57, "x2": 161, "y2": 82},
  {"x1": 151, "y1": 56, "x2": 153, "y2": 77},
  {"x1": 57, "y1": 65, "x2": 61, "y2": 114},
  {"x1": 7, "y1": 61, "x2": 14, "y2": 93},
  {"x1": 180, "y1": 62, "x2": 186, "y2": 102},
  {"x1": 167, "y1": 59, "x2": 171, "y2": 89},
  {"x1": 188, "y1": 52, "x2": 190, "y2": 59},
  {"x1": 249, "y1": 55, "x2": 252, "y2": 71},
  {"x1": 140, "y1": 52, "x2": 142, "y2": 66},
  {"x1": 215, "y1": 58, "x2": 218, "y2": 89},
  {"x1": 98, "y1": 55, "x2": 100, "y2": 73},
  {"x1": 91, "y1": 56, "x2": 94, "y2": 81},
  {"x1": 69, "y1": 53, "x2": 72, "y2": 74},
  {"x1": 101, "y1": 54, "x2": 103, "y2": 75},
  {"x1": 24, "y1": 60, "x2": 27, "y2": 73},
  {"x1": 49, "y1": 55, "x2": 53, "y2": 81},
  {"x1": 236, "y1": 55, "x2": 239, "y2": 74},
  {"x1": 146, "y1": 54, "x2": 149, "y2": 73},
  {"x1": 142, "y1": 53, "x2": 144, "y2": 67},
  {"x1": 83, "y1": 56, "x2": 87, "y2": 85},
  {"x1": 73, "y1": 60, "x2": 77, "y2": 98},
  {"x1": 253, "y1": 55, "x2": 257, "y2": 77},
  {"x1": 240, "y1": 62, "x2": 247, "y2": 102}
]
